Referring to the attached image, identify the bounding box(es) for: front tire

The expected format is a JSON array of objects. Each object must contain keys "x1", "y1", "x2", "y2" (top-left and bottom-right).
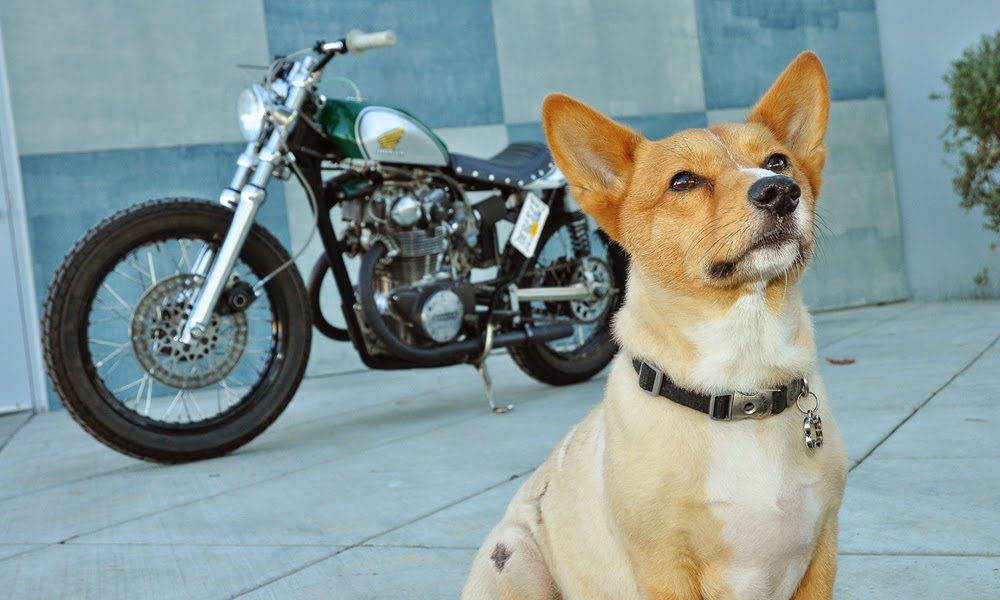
[{"x1": 42, "y1": 199, "x2": 312, "y2": 463}]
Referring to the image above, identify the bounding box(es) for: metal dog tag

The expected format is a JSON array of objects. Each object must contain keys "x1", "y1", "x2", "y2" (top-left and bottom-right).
[{"x1": 803, "y1": 411, "x2": 824, "y2": 449}]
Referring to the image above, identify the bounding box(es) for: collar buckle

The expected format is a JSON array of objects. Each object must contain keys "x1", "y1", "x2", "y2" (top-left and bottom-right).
[
  {"x1": 710, "y1": 390, "x2": 776, "y2": 421},
  {"x1": 637, "y1": 362, "x2": 664, "y2": 396}
]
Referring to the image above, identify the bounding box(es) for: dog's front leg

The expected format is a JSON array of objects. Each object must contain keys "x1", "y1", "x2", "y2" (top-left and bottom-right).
[
  {"x1": 462, "y1": 524, "x2": 560, "y2": 600},
  {"x1": 791, "y1": 520, "x2": 838, "y2": 600}
]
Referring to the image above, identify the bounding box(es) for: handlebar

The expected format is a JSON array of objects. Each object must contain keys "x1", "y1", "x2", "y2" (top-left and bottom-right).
[
  {"x1": 345, "y1": 29, "x2": 396, "y2": 55},
  {"x1": 312, "y1": 29, "x2": 396, "y2": 72}
]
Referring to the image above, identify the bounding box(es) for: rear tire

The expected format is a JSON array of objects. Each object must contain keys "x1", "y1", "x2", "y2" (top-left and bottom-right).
[
  {"x1": 42, "y1": 199, "x2": 311, "y2": 463},
  {"x1": 506, "y1": 219, "x2": 627, "y2": 386}
]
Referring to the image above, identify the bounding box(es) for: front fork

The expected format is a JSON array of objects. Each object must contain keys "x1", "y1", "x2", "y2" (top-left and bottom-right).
[
  {"x1": 175, "y1": 56, "x2": 317, "y2": 344},
  {"x1": 176, "y1": 185, "x2": 266, "y2": 343}
]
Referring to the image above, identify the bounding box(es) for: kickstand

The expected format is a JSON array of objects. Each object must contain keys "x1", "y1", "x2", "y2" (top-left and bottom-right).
[{"x1": 475, "y1": 360, "x2": 513, "y2": 414}]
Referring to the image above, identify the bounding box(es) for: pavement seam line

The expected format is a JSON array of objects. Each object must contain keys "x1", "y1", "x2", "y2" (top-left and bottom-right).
[
  {"x1": 226, "y1": 470, "x2": 533, "y2": 599},
  {"x1": 0, "y1": 364, "x2": 549, "y2": 504},
  {"x1": 0, "y1": 402, "x2": 487, "y2": 533},
  {"x1": 0, "y1": 384, "x2": 484, "y2": 503},
  {"x1": 0, "y1": 544, "x2": 48, "y2": 563},
  {"x1": 0, "y1": 413, "x2": 35, "y2": 457},
  {"x1": 848, "y1": 331, "x2": 1000, "y2": 472},
  {"x1": 4, "y1": 382, "x2": 565, "y2": 554},
  {"x1": 359, "y1": 543, "x2": 480, "y2": 550},
  {"x1": 838, "y1": 551, "x2": 1000, "y2": 557},
  {"x1": 816, "y1": 301, "x2": 922, "y2": 351}
]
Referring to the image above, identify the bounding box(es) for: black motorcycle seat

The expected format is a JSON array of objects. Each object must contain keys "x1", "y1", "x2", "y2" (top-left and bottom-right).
[{"x1": 450, "y1": 142, "x2": 556, "y2": 187}]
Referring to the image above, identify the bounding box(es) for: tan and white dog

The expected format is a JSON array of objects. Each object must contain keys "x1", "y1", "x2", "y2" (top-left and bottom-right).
[{"x1": 462, "y1": 52, "x2": 848, "y2": 600}]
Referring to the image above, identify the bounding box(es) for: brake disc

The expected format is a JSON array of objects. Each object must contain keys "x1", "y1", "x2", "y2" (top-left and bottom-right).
[{"x1": 129, "y1": 275, "x2": 248, "y2": 389}]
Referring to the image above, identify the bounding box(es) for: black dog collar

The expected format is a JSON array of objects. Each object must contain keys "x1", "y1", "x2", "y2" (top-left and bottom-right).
[{"x1": 631, "y1": 359, "x2": 806, "y2": 421}]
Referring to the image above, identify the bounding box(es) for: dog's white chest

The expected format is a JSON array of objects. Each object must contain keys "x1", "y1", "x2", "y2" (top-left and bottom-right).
[
  {"x1": 706, "y1": 426, "x2": 822, "y2": 600},
  {"x1": 688, "y1": 292, "x2": 810, "y2": 393}
]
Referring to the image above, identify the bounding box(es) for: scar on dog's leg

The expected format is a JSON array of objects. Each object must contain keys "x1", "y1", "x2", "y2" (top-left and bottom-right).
[
  {"x1": 490, "y1": 542, "x2": 513, "y2": 572},
  {"x1": 462, "y1": 526, "x2": 559, "y2": 600},
  {"x1": 792, "y1": 520, "x2": 838, "y2": 600}
]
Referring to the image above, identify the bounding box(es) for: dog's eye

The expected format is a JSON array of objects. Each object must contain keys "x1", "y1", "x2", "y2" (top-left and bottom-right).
[
  {"x1": 764, "y1": 154, "x2": 789, "y2": 172},
  {"x1": 670, "y1": 171, "x2": 702, "y2": 191}
]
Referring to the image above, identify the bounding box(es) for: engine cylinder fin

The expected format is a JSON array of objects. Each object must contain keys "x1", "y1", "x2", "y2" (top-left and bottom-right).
[{"x1": 394, "y1": 226, "x2": 447, "y2": 257}]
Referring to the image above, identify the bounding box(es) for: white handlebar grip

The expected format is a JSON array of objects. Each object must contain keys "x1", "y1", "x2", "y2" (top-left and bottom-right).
[{"x1": 345, "y1": 29, "x2": 397, "y2": 55}]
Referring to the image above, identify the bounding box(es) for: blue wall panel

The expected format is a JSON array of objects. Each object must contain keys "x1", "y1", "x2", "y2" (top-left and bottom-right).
[
  {"x1": 21, "y1": 143, "x2": 291, "y2": 311},
  {"x1": 696, "y1": 0, "x2": 885, "y2": 109},
  {"x1": 507, "y1": 111, "x2": 708, "y2": 146},
  {"x1": 263, "y1": 0, "x2": 505, "y2": 128},
  {"x1": 616, "y1": 112, "x2": 709, "y2": 141}
]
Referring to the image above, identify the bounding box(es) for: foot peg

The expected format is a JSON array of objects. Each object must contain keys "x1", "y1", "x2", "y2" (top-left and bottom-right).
[{"x1": 475, "y1": 360, "x2": 512, "y2": 414}]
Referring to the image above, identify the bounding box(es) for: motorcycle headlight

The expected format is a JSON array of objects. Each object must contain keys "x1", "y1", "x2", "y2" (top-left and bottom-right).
[{"x1": 237, "y1": 84, "x2": 268, "y2": 141}]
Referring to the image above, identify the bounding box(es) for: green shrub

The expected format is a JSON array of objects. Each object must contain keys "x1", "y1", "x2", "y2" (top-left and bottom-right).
[{"x1": 939, "y1": 31, "x2": 1000, "y2": 233}]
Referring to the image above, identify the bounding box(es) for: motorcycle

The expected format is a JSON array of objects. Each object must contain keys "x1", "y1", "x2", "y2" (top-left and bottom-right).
[{"x1": 41, "y1": 30, "x2": 627, "y2": 463}]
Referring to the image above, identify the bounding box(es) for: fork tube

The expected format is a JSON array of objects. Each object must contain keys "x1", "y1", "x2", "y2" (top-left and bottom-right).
[
  {"x1": 191, "y1": 245, "x2": 217, "y2": 277},
  {"x1": 176, "y1": 186, "x2": 266, "y2": 344},
  {"x1": 181, "y1": 56, "x2": 315, "y2": 343}
]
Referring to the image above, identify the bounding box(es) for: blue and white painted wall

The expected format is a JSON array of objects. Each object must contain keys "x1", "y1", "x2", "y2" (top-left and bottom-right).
[
  {"x1": 2, "y1": 0, "x2": 983, "y2": 406},
  {"x1": 877, "y1": 0, "x2": 1000, "y2": 300}
]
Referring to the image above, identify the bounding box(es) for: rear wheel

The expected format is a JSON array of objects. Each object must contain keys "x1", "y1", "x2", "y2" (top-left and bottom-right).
[
  {"x1": 506, "y1": 218, "x2": 627, "y2": 385},
  {"x1": 42, "y1": 199, "x2": 311, "y2": 463}
]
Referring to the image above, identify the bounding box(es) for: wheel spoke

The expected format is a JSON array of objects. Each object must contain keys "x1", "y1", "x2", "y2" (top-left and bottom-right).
[
  {"x1": 100, "y1": 282, "x2": 133, "y2": 312},
  {"x1": 90, "y1": 338, "x2": 128, "y2": 349},
  {"x1": 220, "y1": 380, "x2": 238, "y2": 410},
  {"x1": 178, "y1": 239, "x2": 194, "y2": 272},
  {"x1": 184, "y1": 391, "x2": 205, "y2": 421},
  {"x1": 128, "y1": 375, "x2": 148, "y2": 411},
  {"x1": 123, "y1": 254, "x2": 152, "y2": 281},
  {"x1": 161, "y1": 242, "x2": 184, "y2": 276},
  {"x1": 147, "y1": 247, "x2": 158, "y2": 285},
  {"x1": 181, "y1": 392, "x2": 194, "y2": 422},
  {"x1": 94, "y1": 342, "x2": 129, "y2": 369},
  {"x1": 92, "y1": 302, "x2": 131, "y2": 315},
  {"x1": 162, "y1": 389, "x2": 183, "y2": 420},
  {"x1": 111, "y1": 266, "x2": 146, "y2": 287},
  {"x1": 102, "y1": 351, "x2": 128, "y2": 378},
  {"x1": 112, "y1": 375, "x2": 147, "y2": 396},
  {"x1": 143, "y1": 379, "x2": 153, "y2": 417},
  {"x1": 88, "y1": 314, "x2": 130, "y2": 326}
]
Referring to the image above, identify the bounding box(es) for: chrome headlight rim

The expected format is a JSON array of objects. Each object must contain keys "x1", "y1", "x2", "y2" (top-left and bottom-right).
[{"x1": 237, "y1": 84, "x2": 269, "y2": 141}]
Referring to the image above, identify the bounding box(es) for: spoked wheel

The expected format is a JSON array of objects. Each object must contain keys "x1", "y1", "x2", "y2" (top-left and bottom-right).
[
  {"x1": 42, "y1": 199, "x2": 311, "y2": 463},
  {"x1": 507, "y1": 219, "x2": 628, "y2": 385}
]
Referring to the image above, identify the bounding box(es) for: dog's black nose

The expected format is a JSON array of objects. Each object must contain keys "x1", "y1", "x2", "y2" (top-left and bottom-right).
[{"x1": 748, "y1": 175, "x2": 801, "y2": 217}]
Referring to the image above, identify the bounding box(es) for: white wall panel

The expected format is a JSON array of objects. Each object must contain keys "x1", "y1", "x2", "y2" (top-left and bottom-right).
[{"x1": 0, "y1": 0, "x2": 270, "y2": 154}]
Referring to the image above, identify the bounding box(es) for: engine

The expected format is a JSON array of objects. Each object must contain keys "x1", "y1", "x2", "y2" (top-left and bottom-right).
[{"x1": 340, "y1": 179, "x2": 477, "y2": 347}]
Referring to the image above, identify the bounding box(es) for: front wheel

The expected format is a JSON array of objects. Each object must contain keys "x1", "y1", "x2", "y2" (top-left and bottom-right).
[
  {"x1": 506, "y1": 217, "x2": 627, "y2": 386},
  {"x1": 42, "y1": 199, "x2": 312, "y2": 463}
]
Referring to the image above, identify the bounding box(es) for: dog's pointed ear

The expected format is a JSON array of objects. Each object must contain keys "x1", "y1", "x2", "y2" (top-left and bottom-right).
[
  {"x1": 747, "y1": 51, "x2": 830, "y2": 192},
  {"x1": 543, "y1": 93, "x2": 643, "y2": 239}
]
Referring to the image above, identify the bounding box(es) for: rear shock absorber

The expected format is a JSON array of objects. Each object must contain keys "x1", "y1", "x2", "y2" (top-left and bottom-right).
[{"x1": 567, "y1": 211, "x2": 591, "y2": 258}]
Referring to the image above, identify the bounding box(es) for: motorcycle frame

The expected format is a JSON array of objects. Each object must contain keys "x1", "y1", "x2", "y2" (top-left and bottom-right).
[
  {"x1": 177, "y1": 44, "x2": 610, "y2": 372},
  {"x1": 290, "y1": 142, "x2": 576, "y2": 371}
]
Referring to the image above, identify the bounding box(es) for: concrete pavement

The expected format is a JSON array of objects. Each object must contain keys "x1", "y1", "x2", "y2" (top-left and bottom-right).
[{"x1": 1, "y1": 301, "x2": 999, "y2": 598}]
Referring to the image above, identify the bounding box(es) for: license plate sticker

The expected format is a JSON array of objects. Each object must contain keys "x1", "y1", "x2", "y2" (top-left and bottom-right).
[{"x1": 509, "y1": 194, "x2": 550, "y2": 258}]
